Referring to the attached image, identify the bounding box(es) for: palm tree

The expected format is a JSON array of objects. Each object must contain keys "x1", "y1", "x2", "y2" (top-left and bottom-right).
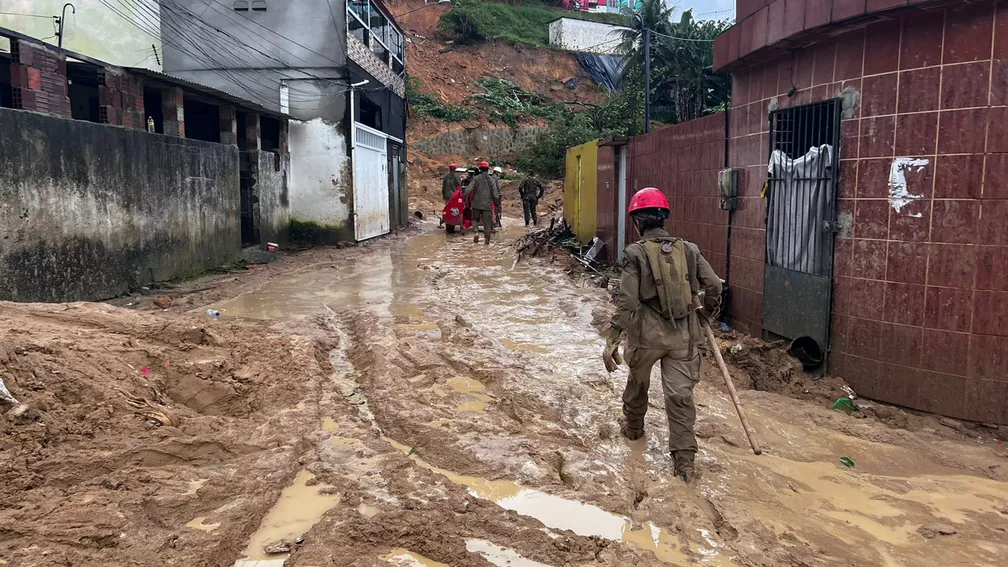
[
  {"x1": 617, "y1": 0, "x2": 674, "y2": 83},
  {"x1": 653, "y1": 10, "x2": 731, "y2": 122}
]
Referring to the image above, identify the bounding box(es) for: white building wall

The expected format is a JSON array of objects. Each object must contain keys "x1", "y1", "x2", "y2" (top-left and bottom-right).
[
  {"x1": 288, "y1": 118, "x2": 353, "y2": 239},
  {"x1": 547, "y1": 18, "x2": 628, "y2": 55}
]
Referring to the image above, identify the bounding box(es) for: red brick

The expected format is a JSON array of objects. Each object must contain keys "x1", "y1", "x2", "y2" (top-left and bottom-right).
[
  {"x1": 931, "y1": 199, "x2": 981, "y2": 244},
  {"x1": 943, "y1": 2, "x2": 995, "y2": 64},
  {"x1": 934, "y1": 155, "x2": 984, "y2": 199},
  {"x1": 927, "y1": 243, "x2": 977, "y2": 289},
  {"x1": 832, "y1": 0, "x2": 867, "y2": 23},
  {"x1": 925, "y1": 286, "x2": 974, "y2": 333},
  {"x1": 884, "y1": 282, "x2": 926, "y2": 326},
  {"x1": 940, "y1": 62, "x2": 991, "y2": 110},
  {"x1": 864, "y1": 19, "x2": 902, "y2": 75},
  {"x1": 901, "y1": 9, "x2": 946, "y2": 69}
]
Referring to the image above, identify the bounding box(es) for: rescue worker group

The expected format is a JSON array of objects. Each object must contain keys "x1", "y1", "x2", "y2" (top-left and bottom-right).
[{"x1": 439, "y1": 162, "x2": 721, "y2": 483}]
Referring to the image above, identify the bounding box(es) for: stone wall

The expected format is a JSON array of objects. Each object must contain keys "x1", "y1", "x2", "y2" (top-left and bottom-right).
[
  {"x1": 411, "y1": 125, "x2": 549, "y2": 158},
  {"x1": 0, "y1": 107, "x2": 240, "y2": 302}
]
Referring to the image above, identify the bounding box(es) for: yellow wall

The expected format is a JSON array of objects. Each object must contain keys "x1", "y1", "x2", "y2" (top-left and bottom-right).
[
  {"x1": 0, "y1": 1, "x2": 163, "y2": 70},
  {"x1": 563, "y1": 140, "x2": 598, "y2": 244}
]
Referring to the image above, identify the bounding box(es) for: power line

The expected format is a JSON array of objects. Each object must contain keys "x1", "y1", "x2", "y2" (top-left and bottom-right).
[
  {"x1": 0, "y1": 12, "x2": 54, "y2": 19},
  {"x1": 649, "y1": 30, "x2": 716, "y2": 42}
]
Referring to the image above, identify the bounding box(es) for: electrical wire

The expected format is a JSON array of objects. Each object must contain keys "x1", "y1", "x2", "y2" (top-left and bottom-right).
[{"x1": 0, "y1": 12, "x2": 54, "y2": 19}]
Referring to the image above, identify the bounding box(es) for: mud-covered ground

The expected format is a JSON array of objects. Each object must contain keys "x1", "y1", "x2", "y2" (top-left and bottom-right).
[{"x1": 2, "y1": 222, "x2": 1007, "y2": 567}]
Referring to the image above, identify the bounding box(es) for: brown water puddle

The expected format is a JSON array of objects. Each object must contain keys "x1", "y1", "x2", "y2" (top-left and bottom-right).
[
  {"x1": 237, "y1": 470, "x2": 341, "y2": 562},
  {"x1": 466, "y1": 539, "x2": 554, "y2": 567},
  {"x1": 185, "y1": 516, "x2": 220, "y2": 533},
  {"x1": 383, "y1": 548, "x2": 451, "y2": 566},
  {"x1": 734, "y1": 452, "x2": 1008, "y2": 563},
  {"x1": 386, "y1": 438, "x2": 733, "y2": 565}
]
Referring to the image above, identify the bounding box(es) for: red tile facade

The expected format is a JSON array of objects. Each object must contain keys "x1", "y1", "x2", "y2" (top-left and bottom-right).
[
  {"x1": 724, "y1": 0, "x2": 1007, "y2": 424},
  {"x1": 627, "y1": 114, "x2": 729, "y2": 277}
]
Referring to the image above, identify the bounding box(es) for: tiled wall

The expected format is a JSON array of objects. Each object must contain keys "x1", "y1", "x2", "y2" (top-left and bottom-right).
[
  {"x1": 629, "y1": 113, "x2": 729, "y2": 277},
  {"x1": 729, "y1": 0, "x2": 1008, "y2": 424}
]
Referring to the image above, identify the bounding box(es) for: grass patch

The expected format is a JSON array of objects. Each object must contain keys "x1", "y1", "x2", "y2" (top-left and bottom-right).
[
  {"x1": 406, "y1": 78, "x2": 475, "y2": 123},
  {"x1": 439, "y1": 0, "x2": 629, "y2": 48}
]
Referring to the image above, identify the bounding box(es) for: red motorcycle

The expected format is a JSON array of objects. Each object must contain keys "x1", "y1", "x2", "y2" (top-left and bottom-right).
[{"x1": 441, "y1": 186, "x2": 496, "y2": 234}]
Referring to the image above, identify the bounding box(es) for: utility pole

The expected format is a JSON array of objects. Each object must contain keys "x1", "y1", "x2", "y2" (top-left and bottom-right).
[{"x1": 643, "y1": 24, "x2": 651, "y2": 133}]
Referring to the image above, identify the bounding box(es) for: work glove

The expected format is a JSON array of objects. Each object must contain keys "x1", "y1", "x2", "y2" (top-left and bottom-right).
[{"x1": 602, "y1": 329, "x2": 624, "y2": 373}]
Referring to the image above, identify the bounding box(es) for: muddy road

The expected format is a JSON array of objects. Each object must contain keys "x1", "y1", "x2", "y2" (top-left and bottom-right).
[{"x1": 2, "y1": 223, "x2": 1007, "y2": 567}]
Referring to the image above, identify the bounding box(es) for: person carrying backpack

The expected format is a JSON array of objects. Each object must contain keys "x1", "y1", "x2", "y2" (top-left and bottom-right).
[{"x1": 602, "y1": 187, "x2": 723, "y2": 483}]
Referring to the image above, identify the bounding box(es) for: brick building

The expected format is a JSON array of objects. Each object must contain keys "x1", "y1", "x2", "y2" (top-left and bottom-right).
[{"x1": 590, "y1": 0, "x2": 1008, "y2": 425}]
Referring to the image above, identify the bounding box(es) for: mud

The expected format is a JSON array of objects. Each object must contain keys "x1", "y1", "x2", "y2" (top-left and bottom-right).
[{"x1": 2, "y1": 224, "x2": 1007, "y2": 566}]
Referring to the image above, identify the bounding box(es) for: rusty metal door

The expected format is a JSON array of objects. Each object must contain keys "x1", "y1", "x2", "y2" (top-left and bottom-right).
[{"x1": 762, "y1": 99, "x2": 842, "y2": 364}]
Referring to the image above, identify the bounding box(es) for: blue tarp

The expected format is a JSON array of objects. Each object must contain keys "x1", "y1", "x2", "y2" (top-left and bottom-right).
[{"x1": 575, "y1": 53, "x2": 627, "y2": 91}]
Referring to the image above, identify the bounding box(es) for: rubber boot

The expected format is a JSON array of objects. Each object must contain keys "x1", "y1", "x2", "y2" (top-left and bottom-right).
[
  {"x1": 619, "y1": 418, "x2": 643, "y2": 441},
  {"x1": 672, "y1": 450, "x2": 696, "y2": 484}
]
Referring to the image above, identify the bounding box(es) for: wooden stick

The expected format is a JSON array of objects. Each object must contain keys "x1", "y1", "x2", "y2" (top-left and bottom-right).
[{"x1": 703, "y1": 324, "x2": 762, "y2": 455}]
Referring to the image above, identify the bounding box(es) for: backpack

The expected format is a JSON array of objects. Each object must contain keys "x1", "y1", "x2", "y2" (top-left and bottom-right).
[{"x1": 640, "y1": 237, "x2": 699, "y2": 321}]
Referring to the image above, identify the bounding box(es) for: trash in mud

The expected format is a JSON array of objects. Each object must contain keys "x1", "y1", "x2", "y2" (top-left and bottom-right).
[
  {"x1": 917, "y1": 523, "x2": 958, "y2": 539},
  {"x1": 263, "y1": 539, "x2": 295, "y2": 554},
  {"x1": 206, "y1": 309, "x2": 221, "y2": 319},
  {"x1": 153, "y1": 295, "x2": 172, "y2": 309},
  {"x1": 0, "y1": 378, "x2": 18, "y2": 405},
  {"x1": 839, "y1": 457, "x2": 855, "y2": 469},
  {"x1": 832, "y1": 397, "x2": 857, "y2": 415},
  {"x1": 141, "y1": 366, "x2": 151, "y2": 375},
  {"x1": 266, "y1": 242, "x2": 279, "y2": 252}
]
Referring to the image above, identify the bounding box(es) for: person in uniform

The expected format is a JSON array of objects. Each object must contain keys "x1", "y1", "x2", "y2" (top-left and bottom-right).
[
  {"x1": 602, "y1": 187, "x2": 722, "y2": 483},
  {"x1": 518, "y1": 177, "x2": 546, "y2": 226},
  {"x1": 463, "y1": 161, "x2": 499, "y2": 245}
]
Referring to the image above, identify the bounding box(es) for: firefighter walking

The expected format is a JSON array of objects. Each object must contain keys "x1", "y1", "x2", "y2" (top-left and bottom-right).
[
  {"x1": 441, "y1": 163, "x2": 461, "y2": 203},
  {"x1": 463, "y1": 161, "x2": 499, "y2": 245},
  {"x1": 518, "y1": 177, "x2": 546, "y2": 226},
  {"x1": 602, "y1": 188, "x2": 723, "y2": 483}
]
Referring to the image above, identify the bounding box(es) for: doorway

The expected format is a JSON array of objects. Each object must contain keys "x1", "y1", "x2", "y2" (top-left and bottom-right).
[{"x1": 762, "y1": 99, "x2": 842, "y2": 368}]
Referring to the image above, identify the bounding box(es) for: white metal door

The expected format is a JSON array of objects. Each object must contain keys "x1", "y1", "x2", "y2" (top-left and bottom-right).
[
  {"x1": 616, "y1": 145, "x2": 628, "y2": 260},
  {"x1": 353, "y1": 123, "x2": 390, "y2": 241}
]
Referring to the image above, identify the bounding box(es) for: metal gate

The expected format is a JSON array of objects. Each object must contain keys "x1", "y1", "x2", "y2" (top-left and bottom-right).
[
  {"x1": 762, "y1": 99, "x2": 842, "y2": 364},
  {"x1": 239, "y1": 151, "x2": 257, "y2": 246},
  {"x1": 353, "y1": 123, "x2": 390, "y2": 241}
]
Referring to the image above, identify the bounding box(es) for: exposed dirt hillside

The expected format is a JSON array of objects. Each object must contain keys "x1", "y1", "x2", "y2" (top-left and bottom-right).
[{"x1": 393, "y1": 0, "x2": 607, "y2": 142}]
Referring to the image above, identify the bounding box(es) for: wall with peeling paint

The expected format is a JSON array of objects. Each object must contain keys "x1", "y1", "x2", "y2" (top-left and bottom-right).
[
  {"x1": 0, "y1": 107, "x2": 239, "y2": 302},
  {"x1": 0, "y1": 1, "x2": 162, "y2": 70},
  {"x1": 725, "y1": 1, "x2": 1008, "y2": 425},
  {"x1": 288, "y1": 118, "x2": 353, "y2": 243}
]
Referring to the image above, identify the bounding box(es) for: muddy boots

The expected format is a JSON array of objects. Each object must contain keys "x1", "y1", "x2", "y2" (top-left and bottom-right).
[
  {"x1": 673, "y1": 450, "x2": 696, "y2": 484},
  {"x1": 619, "y1": 417, "x2": 643, "y2": 441}
]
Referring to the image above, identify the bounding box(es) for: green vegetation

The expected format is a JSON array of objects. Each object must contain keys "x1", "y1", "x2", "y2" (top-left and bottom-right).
[
  {"x1": 516, "y1": 77, "x2": 644, "y2": 178},
  {"x1": 470, "y1": 78, "x2": 564, "y2": 127},
  {"x1": 438, "y1": 0, "x2": 628, "y2": 47},
  {"x1": 406, "y1": 77, "x2": 475, "y2": 123}
]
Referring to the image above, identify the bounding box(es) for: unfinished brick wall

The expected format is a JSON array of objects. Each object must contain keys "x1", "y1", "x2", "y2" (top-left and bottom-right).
[
  {"x1": 8, "y1": 39, "x2": 70, "y2": 118},
  {"x1": 98, "y1": 68, "x2": 145, "y2": 129},
  {"x1": 163, "y1": 87, "x2": 184, "y2": 137}
]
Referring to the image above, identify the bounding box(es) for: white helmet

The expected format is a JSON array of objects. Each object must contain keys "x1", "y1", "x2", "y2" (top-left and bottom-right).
[{"x1": 492, "y1": 166, "x2": 502, "y2": 174}]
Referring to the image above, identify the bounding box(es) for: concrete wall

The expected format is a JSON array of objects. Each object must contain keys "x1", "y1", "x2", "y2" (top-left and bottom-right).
[
  {"x1": 0, "y1": 107, "x2": 239, "y2": 302},
  {"x1": 0, "y1": 1, "x2": 162, "y2": 71},
  {"x1": 727, "y1": 1, "x2": 1008, "y2": 424},
  {"x1": 256, "y1": 150, "x2": 291, "y2": 246},
  {"x1": 411, "y1": 125, "x2": 548, "y2": 158},
  {"x1": 160, "y1": 0, "x2": 348, "y2": 113},
  {"x1": 548, "y1": 18, "x2": 628, "y2": 55},
  {"x1": 288, "y1": 118, "x2": 353, "y2": 242}
]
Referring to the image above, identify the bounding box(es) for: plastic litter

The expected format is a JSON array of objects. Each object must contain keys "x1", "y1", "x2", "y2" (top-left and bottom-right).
[
  {"x1": 831, "y1": 397, "x2": 856, "y2": 415},
  {"x1": 206, "y1": 309, "x2": 221, "y2": 320},
  {"x1": 839, "y1": 457, "x2": 855, "y2": 469},
  {"x1": 0, "y1": 378, "x2": 18, "y2": 405}
]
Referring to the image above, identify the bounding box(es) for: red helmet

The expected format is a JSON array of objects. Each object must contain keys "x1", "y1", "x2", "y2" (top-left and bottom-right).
[
  {"x1": 628, "y1": 187, "x2": 669, "y2": 215},
  {"x1": 478, "y1": 161, "x2": 489, "y2": 169},
  {"x1": 449, "y1": 163, "x2": 458, "y2": 170}
]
